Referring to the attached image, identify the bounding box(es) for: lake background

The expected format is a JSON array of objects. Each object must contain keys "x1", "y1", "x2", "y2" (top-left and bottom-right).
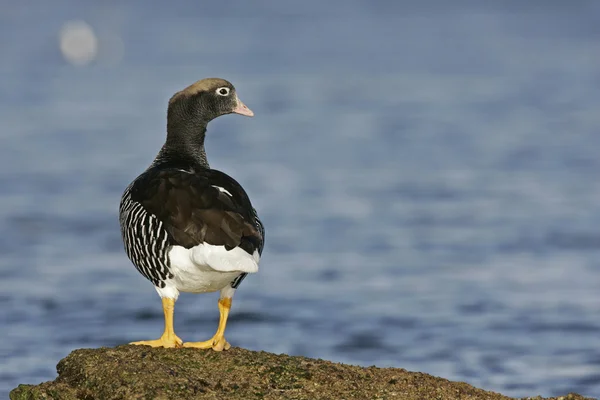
[{"x1": 1, "y1": 1, "x2": 600, "y2": 398}]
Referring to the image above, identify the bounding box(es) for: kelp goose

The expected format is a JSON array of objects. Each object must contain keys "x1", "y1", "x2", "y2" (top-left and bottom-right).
[{"x1": 119, "y1": 78, "x2": 264, "y2": 350}]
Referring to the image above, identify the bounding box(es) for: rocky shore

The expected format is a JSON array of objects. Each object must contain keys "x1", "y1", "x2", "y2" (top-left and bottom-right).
[{"x1": 10, "y1": 346, "x2": 594, "y2": 400}]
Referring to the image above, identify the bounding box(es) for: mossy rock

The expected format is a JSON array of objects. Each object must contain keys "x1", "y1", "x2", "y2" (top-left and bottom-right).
[{"x1": 9, "y1": 346, "x2": 594, "y2": 400}]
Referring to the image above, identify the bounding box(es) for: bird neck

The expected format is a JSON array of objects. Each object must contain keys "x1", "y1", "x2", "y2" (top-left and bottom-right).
[{"x1": 154, "y1": 110, "x2": 211, "y2": 169}]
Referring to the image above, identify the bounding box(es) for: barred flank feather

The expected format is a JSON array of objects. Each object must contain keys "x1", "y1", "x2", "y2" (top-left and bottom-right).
[{"x1": 119, "y1": 184, "x2": 173, "y2": 288}]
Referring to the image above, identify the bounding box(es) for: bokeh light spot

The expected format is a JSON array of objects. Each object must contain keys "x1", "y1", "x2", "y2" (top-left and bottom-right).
[{"x1": 59, "y1": 20, "x2": 98, "y2": 66}]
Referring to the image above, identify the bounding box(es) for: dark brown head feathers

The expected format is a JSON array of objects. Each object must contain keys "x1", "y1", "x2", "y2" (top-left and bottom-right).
[{"x1": 168, "y1": 78, "x2": 233, "y2": 106}]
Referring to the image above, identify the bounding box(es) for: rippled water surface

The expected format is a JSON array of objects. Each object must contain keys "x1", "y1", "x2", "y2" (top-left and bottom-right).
[{"x1": 2, "y1": 1, "x2": 600, "y2": 398}]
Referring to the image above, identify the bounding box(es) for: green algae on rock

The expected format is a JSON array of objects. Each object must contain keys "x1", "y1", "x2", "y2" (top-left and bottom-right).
[{"x1": 9, "y1": 346, "x2": 595, "y2": 400}]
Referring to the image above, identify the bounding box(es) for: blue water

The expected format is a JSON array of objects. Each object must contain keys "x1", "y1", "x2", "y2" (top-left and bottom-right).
[{"x1": 1, "y1": 1, "x2": 600, "y2": 398}]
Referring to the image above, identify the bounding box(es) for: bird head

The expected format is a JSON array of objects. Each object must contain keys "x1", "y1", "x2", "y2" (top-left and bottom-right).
[{"x1": 168, "y1": 78, "x2": 254, "y2": 124}]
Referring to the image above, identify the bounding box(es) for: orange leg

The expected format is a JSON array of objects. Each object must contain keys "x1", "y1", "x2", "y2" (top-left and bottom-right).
[
  {"x1": 130, "y1": 297, "x2": 183, "y2": 348},
  {"x1": 183, "y1": 297, "x2": 232, "y2": 351}
]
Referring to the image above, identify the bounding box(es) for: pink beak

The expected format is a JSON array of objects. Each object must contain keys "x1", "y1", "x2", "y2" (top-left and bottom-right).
[{"x1": 232, "y1": 96, "x2": 254, "y2": 117}]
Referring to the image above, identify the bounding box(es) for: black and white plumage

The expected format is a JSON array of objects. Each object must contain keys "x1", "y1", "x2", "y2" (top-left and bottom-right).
[{"x1": 119, "y1": 78, "x2": 264, "y2": 350}]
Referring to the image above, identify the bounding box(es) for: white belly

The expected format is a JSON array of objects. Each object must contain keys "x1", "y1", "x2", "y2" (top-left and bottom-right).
[
  {"x1": 171, "y1": 267, "x2": 240, "y2": 294},
  {"x1": 155, "y1": 243, "x2": 260, "y2": 299}
]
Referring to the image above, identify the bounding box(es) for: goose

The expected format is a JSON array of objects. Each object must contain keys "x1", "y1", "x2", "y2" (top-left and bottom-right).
[{"x1": 119, "y1": 78, "x2": 264, "y2": 350}]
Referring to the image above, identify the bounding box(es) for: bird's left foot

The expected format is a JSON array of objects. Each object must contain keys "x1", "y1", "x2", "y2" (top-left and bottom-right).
[
  {"x1": 130, "y1": 333, "x2": 183, "y2": 348},
  {"x1": 183, "y1": 336, "x2": 231, "y2": 351}
]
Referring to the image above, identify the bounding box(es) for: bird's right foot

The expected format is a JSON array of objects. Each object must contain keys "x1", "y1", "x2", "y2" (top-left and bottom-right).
[{"x1": 183, "y1": 335, "x2": 231, "y2": 351}]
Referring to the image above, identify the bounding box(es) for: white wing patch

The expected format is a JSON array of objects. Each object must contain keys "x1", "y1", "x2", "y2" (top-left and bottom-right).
[
  {"x1": 192, "y1": 244, "x2": 259, "y2": 273},
  {"x1": 165, "y1": 244, "x2": 259, "y2": 295},
  {"x1": 169, "y1": 243, "x2": 259, "y2": 274},
  {"x1": 212, "y1": 185, "x2": 233, "y2": 196}
]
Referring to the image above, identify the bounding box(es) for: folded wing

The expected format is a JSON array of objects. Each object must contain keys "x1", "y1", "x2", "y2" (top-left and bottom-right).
[{"x1": 129, "y1": 167, "x2": 264, "y2": 273}]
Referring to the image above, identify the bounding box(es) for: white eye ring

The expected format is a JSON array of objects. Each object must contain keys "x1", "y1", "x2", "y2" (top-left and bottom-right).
[{"x1": 216, "y1": 87, "x2": 230, "y2": 96}]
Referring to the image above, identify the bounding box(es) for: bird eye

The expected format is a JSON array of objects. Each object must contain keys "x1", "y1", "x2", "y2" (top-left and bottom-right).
[{"x1": 216, "y1": 87, "x2": 230, "y2": 96}]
